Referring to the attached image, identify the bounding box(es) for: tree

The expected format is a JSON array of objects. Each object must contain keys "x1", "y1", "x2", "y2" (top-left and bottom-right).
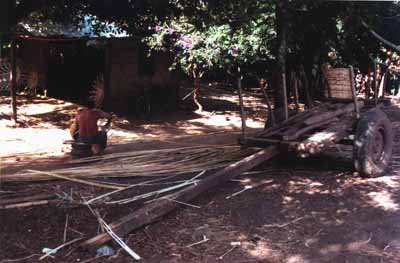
[{"x1": 145, "y1": 1, "x2": 275, "y2": 112}]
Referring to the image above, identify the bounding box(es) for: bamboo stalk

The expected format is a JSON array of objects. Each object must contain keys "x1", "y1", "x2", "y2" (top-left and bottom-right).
[
  {"x1": 24, "y1": 170, "x2": 125, "y2": 190},
  {"x1": 3, "y1": 146, "x2": 254, "y2": 183}
]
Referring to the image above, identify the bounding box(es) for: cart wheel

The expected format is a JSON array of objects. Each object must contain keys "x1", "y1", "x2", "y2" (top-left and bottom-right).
[{"x1": 353, "y1": 109, "x2": 393, "y2": 177}]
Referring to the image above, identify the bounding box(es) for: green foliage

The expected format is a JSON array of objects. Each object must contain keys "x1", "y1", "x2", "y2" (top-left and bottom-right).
[
  {"x1": 13, "y1": 1, "x2": 400, "y2": 82},
  {"x1": 145, "y1": 3, "x2": 275, "y2": 80}
]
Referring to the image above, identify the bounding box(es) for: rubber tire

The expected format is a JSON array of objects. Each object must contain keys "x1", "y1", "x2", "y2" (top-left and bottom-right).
[{"x1": 353, "y1": 109, "x2": 393, "y2": 177}]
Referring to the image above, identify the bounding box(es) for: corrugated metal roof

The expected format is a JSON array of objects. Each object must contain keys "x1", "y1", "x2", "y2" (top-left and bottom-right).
[{"x1": 18, "y1": 15, "x2": 129, "y2": 39}]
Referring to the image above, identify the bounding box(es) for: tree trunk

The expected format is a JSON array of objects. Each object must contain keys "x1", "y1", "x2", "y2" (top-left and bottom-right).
[
  {"x1": 193, "y1": 77, "x2": 203, "y2": 112},
  {"x1": 10, "y1": 39, "x2": 17, "y2": 123},
  {"x1": 275, "y1": 0, "x2": 289, "y2": 120},
  {"x1": 237, "y1": 72, "x2": 247, "y2": 140}
]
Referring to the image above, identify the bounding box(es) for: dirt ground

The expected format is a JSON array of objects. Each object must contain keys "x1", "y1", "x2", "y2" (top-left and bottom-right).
[{"x1": 1, "y1": 90, "x2": 400, "y2": 263}]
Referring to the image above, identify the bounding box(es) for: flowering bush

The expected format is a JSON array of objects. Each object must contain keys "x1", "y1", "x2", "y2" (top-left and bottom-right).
[
  {"x1": 145, "y1": 14, "x2": 274, "y2": 111},
  {"x1": 145, "y1": 16, "x2": 274, "y2": 79}
]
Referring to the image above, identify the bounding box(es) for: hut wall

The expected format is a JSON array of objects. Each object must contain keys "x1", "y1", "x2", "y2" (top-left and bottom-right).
[
  {"x1": 109, "y1": 39, "x2": 139, "y2": 98},
  {"x1": 108, "y1": 38, "x2": 180, "y2": 114},
  {"x1": 19, "y1": 39, "x2": 49, "y2": 92}
]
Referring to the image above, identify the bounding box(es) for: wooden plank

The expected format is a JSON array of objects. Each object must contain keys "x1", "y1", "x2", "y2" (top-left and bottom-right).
[
  {"x1": 283, "y1": 117, "x2": 338, "y2": 141},
  {"x1": 303, "y1": 101, "x2": 363, "y2": 126},
  {"x1": 260, "y1": 108, "x2": 319, "y2": 137},
  {"x1": 81, "y1": 146, "x2": 280, "y2": 250},
  {"x1": 297, "y1": 117, "x2": 354, "y2": 155},
  {"x1": 245, "y1": 137, "x2": 298, "y2": 150}
]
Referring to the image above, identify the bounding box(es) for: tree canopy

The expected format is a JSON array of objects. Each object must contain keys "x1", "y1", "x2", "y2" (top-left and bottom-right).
[{"x1": 4, "y1": 0, "x2": 400, "y2": 105}]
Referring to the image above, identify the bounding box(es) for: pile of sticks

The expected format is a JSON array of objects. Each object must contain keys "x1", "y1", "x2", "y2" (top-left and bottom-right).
[
  {"x1": 1, "y1": 143, "x2": 281, "y2": 255},
  {"x1": 2, "y1": 145, "x2": 256, "y2": 183}
]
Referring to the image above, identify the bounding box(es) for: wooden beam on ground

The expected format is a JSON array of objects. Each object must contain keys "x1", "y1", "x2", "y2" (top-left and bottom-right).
[
  {"x1": 81, "y1": 146, "x2": 280, "y2": 250},
  {"x1": 244, "y1": 137, "x2": 297, "y2": 150}
]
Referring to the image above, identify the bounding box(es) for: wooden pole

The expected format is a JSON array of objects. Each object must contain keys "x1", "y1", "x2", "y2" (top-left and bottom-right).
[
  {"x1": 300, "y1": 65, "x2": 313, "y2": 108},
  {"x1": 362, "y1": 20, "x2": 400, "y2": 53},
  {"x1": 10, "y1": 38, "x2": 17, "y2": 123},
  {"x1": 291, "y1": 72, "x2": 300, "y2": 111},
  {"x1": 282, "y1": 72, "x2": 288, "y2": 120},
  {"x1": 260, "y1": 80, "x2": 275, "y2": 127},
  {"x1": 104, "y1": 40, "x2": 111, "y2": 109},
  {"x1": 276, "y1": 0, "x2": 289, "y2": 119},
  {"x1": 381, "y1": 70, "x2": 388, "y2": 99},
  {"x1": 237, "y1": 67, "x2": 247, "y2": 141},
  {"x1": 81, "y1": 146, "x2": 280, "y2": 250},
  {"x1": 349, "y1": 66, "x2": 360, "y2": 119},
  {"x1": 374, "y1": 62, "x2": 378, "y2": 106}
]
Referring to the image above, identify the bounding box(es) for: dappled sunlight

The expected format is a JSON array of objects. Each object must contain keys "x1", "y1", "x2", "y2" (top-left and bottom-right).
[
  {"x1": 367, "y1": 190, "x2": 399, "y2": 211},
  {"x1": 189, "y1": 111, "x2": 264, "y2": 129},
  {"x1": 242, "y1": 240, "x2": 282, "y2": 259},
  {"x1": 0, "y1": 127, "x2": 70, "y2": 161},
  {"x1": 108, "y1": 128, "x2": 141, "y2": 141},
  {"x1": 286, "y1": 254, "x2": 310, "y2": 263},
  {"x1": 319, "y1": 244, "x2": 343, "y2": 255},
  {"x1": 0, "y1": 92, "x2": 265, "y2": 172},
  {"x1": 231, "y1": 232, "x2": 283, "y2": 261},
  {"x1": 368, "y1": 175, "x2": 400, "y2": 188}
]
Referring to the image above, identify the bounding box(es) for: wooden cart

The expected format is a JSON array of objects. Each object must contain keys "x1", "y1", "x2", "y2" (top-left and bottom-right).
[{"x1": 242, "y1": 66, "x2": 394, "y2": 177}]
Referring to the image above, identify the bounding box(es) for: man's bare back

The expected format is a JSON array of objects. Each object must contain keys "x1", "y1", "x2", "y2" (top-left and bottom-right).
[{"x1": 70, "y1": 108, "x2": 111, "y2": 155}]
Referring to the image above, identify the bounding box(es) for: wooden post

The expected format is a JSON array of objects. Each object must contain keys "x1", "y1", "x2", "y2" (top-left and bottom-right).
[
  {"x1": 10, "y1": 38, "x2": 17, "y2": 123},
  {"x1": 374, "y1": 62, "x2": 378, "y2": 106},
  {"x1": 237, "y1": 67, "x2": 247, "y2": 141},
  {"x1": 103, "y1": 40, "x2": 111, "y2": 109},
  {"x1": 381, "y1": 70, "x2": 388, "y2": 99},
  {"x1": 282, "y1": 72, "x2": 288, "y2": 120},
  {"x1": 349, "y1": 66, "x2": 360, "y2": 119},
  {"x1": 291, "y1": 71, "x2": 299, "y2": 111},
  {"x1": 260, "y1": 80, "x2": 275, "y2": 127},
  {"x1": 300, "y1": 65, "x2": 313, "y2": 108}
]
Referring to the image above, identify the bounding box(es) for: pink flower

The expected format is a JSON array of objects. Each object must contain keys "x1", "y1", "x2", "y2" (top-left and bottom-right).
[
  {"x1": 231, "y1": 47, "x2": 239, "y2": 54},
  {"x1": 180, "y1": 35, "x2": 193, "y2": 49},
  {"x1": 181, "y1": 35, "x2": 190, "y2": 42},
  {"x1": 181, "y1": 41, "x2": 193, "y2": 49},
  {"x1": 155, "y1": 25, "x2": 162, "y2": 31},
  {"x1": 167, "y1": 27, "x2": 175, "y2": 35}
]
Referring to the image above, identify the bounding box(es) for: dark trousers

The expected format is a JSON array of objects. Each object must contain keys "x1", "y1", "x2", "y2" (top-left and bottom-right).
[{"x1": 73, "y1": 130, "x2": 107, "y2": 149}]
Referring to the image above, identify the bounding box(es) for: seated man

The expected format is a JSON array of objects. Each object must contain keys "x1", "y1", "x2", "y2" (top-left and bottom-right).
[{"x1": 70, "y1": 101, "x2": 112, "y2": 155}]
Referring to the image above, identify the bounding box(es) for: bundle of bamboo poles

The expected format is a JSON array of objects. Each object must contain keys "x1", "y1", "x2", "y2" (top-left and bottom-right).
[{"x1": 2, "y1": 145, "x2": 257, "y2": 183}]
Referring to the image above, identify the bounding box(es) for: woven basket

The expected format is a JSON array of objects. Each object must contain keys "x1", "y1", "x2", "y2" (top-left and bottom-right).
[{"x1": 324, "y1": 67, "x2": 353, "y2": 100}]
